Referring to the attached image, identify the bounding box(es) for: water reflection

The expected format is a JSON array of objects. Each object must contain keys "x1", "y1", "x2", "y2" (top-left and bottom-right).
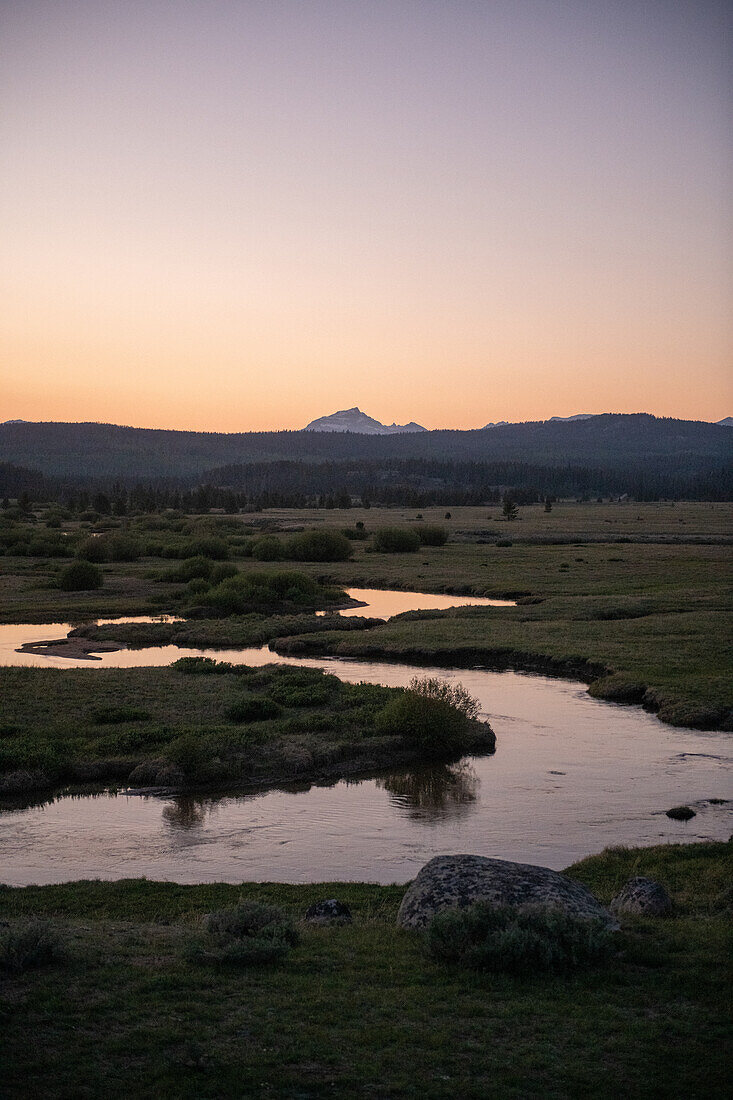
[
  {"x1": 162, "y1": 795, "x2": 208, "y2": 830},
  {"x1": 376, "y1": 761, "x2": 480, "y2": 821}
]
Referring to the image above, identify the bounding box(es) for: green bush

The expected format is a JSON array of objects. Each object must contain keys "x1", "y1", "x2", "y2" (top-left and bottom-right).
[
  {"x1": 407, "y1": 676, "x2": 480, "y2": 719},
  {"x1": 204, "y1": 901, "x2": 298, "y2": 944},
  {"x1": 76, "y1": 537, "x2": 108, "y2": 563},
  {"x1": 226, "y1": 696, "x2": 282, "y2": 722},
  {"x1": 210, "y1": 562, "x2": 238, "y2": 583},
  {"x1": 197, "y1": 570, "x2": 331, "y2": 616},
  {"x1": 165, "y1": 732, "x2": 207, "y2": 775},
  {"x1": 417, "y1": 525, "x2": 448, "y2": 546},
  {"x1": 173, "y1": 657, "x2": 234, "y2": 675},
  {"x1": 164, "y1": 556, "x2": 214, "y2": 582},
  {"x1": 372, "y1": 527, "x2": 421, "y2": 553},
  {"x1": 375, "y1": 687, "x2": 474, "y2": 753},
  {"x1": 426, "y1": 903, "x2": 613, "y2": 973},
  {"x1": 286, "y1": 529, "x2": 353, "y2": 561},
  {"x1": 185, "y1": 537, "x2": 229, "y2": 560},
  {"x1": 186, "y1": 901, "x2": 298, "y2": 967},
  {"x1": 0, "y1": 919, "x2": 65, "y2": 974},
  {"x1": 106, "y1": 535, "x2": 141, "y2": 562},
  {"x1": 251, "y1": 536, "x2": 284, "y2": 561},
  {"x1": 58, "y1": 560, "x2": 103, "y2": 590}
]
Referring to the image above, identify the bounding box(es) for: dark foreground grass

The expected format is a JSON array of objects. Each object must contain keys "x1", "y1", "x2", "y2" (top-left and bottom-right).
[{"x1": 0, "y1": 842, "x2": 730, "y2": 1098}]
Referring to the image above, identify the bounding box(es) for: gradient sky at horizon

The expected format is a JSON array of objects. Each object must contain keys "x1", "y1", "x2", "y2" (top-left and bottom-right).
[{"x1": 2, "y1": 0, "x2": 731, "y2": 431}]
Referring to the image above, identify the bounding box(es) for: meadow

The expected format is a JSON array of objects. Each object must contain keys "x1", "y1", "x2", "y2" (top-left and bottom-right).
[
  {"x1": 0, "y1": 501, "x2": 731, "y2": 1095},
  {"x1": 1, "y1": 500, "x2": 729, "y2": 729},
  {"x1": 0, "y1": 841, "x2": 730, "y2": 1098}
]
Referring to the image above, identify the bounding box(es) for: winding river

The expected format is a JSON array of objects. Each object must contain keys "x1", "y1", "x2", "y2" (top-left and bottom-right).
[{"x1": 1, "y1": 589, "x2": 730, "y2": 885}]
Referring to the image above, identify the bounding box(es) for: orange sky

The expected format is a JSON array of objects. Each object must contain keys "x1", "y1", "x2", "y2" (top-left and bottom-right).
[{"x1": 2, "y1": 1, "x2": 731, "y2": 431}]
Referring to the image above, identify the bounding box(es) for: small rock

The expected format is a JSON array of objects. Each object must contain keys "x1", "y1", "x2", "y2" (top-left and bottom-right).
[
  {"x1": 304, "y1": 899, "x2": 353, "y2": 925},
  {"x1": 397, "y1": 855, "x2": 618, "y2": 930},
  {"x1": 610, "y1": 877, "x2": 673, "y2": 917},
  {"x1": 666, "y1": 805, "x2": 696, "y2": 821}
]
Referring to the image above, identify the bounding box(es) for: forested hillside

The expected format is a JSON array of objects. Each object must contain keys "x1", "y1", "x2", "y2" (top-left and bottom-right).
[{"x1": 0, "y1": 414, "x2": 730, "y2": 481}]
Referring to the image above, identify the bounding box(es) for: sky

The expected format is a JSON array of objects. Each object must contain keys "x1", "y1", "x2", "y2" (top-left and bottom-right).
[{"x1": 1, "y1": 0, "x2": 731, "y2": 431}]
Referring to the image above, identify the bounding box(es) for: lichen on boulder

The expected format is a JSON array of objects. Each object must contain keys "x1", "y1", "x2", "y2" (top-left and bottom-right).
[{"x1": 397, "y1": 854, "x2": 618, "y2": 931}]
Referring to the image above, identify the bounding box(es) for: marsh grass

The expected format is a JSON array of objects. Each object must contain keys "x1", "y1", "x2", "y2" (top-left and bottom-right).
[{"x1": 0, "y1": 663, "x2": 489, "y2": 795}]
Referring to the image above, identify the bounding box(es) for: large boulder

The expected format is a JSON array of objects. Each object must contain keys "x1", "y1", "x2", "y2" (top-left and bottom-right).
[
  {"x1": 397, "y1": 854, "x2": 618, "y2": 930},
  {"x1": 610, "y1": 877, "x2": 673, "y2": 917}
]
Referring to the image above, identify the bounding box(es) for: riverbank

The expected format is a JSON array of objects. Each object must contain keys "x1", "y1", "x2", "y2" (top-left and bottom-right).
[
  {"x1": 0, "y1": 841, "x2": 729, "y2": 1098},
  {"x1": 270, "y1": 598, "x2": 733, "y2": 730}
]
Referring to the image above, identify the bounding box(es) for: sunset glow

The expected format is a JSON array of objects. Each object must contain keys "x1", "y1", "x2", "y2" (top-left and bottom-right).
[{"x1": 2, "y1": 0, "x2": 731, "y2": 430}]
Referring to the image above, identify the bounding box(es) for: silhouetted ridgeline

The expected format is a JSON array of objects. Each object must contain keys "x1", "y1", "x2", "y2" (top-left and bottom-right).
[
  {"x1": 0, "y1": 415, "x2": 730, "y2": 502},
  {"x1": 0, "y1": 414, "x2": 730, "y2": 476}
]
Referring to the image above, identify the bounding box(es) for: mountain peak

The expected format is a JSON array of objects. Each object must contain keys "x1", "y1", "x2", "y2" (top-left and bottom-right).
[{"x1": 303, "y1": 408, "x2": 427, "y2": 434}]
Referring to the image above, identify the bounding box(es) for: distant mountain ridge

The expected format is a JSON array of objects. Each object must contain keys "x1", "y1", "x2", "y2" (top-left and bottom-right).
[
  {"x1": 0, "y1": 413, "x2": 729, "y2": 481},
  {"x1": 304, "y1": 407, "x2": 426, "y2": 434},
  {"x1": 484, "y1": 413, "x2": 593, "y2": 428}
]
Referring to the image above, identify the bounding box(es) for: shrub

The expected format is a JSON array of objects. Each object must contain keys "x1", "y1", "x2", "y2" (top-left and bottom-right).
[
  {"x1": 106, "y1": 535, "x2": 141, "y2": 562},
  {"x1": 372, "y1": 527, "x2": 421, "y2": 553},
  {"x1": 165, "y1": 732, "x2": 207, "y2": 776},
  {"x1": 226, "y1": 696, "x2": 282, "y2": 722},
  {"x1": 187, "y1": 901, "x2": 298, "y2": 967},
  {"x1": 376, "y1": 689, "x2": 473, "y2": 753},
  {"x1": 204, "y1": 901, "x2": 298, "y2": 944},
  {"x1": 417, "y1": 525, "x2": 448, "y2": 546},
  {"x1": 197, "y1": 570, "x2": 329, "y2": 616},
  {"x1": 210, "y1": 562, "x2": 238, "y2": 583},
  {"x1": 76, "y1": 537, "x2": 108, "y2": 563},
  {"x1": 165, "y1": 556, "x2": 214, "y2": 582},
  {"x1": 286, "y1": 530, "x2": 353, "y2": 561},
  {"x1": 426, "y1": 903, "x2": 613, "y2": 974},
  {"x1": 172, "y1": 656, "x2": 222, "y2": 674},
  {"x1": 666, "y1": 805, "x2": 696, "y2": 821},
  {"x1": 496, "y1": 539, "x2": 512, "y2": 548},
  {"x1": 58, "y1": 560, "x2": 102, "y2": 590},
  {"x1": 0, "y1": 919, "x2": 65, "y2": 974},
  {"x1": 251, "y1": 535, "x2": 284, "y2": 561},
  {"x1": 186, "y1": 536, "x2": 229, "y2": 560},
  {"x1": 408, "y1": 677, "x2": 480, "y2": 720}
]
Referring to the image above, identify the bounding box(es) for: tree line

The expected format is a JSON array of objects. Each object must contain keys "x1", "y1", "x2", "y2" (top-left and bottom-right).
[{"x1": 2, "y1": 455, "x2": 731, "y2": 510}]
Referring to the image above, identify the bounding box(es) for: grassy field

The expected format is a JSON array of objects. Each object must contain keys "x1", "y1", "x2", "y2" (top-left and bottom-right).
[
  {"x1": 1, "y1": 502, "x2": 731, "y2": 728},
  {"x1": 0, "y1": 841, "x2": 730, "y2": 1098},
  {"x1": 0, "y1": 662, "x2": 493, "y2": 798}
]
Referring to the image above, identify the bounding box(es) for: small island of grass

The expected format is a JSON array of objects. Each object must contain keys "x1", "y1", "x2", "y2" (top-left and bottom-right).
[{"x1": 0, "y1": 663, "x2": 495, "y2": 799}]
